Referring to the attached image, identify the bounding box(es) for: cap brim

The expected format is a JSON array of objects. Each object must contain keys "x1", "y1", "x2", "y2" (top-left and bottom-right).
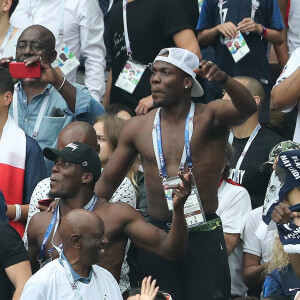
[
  {"x1": 191, "y1": 79, "x2": 204, "y2": 97},
  {"x1": 260, "y1": 161, "x2": 273, "y2": 172},
  {"x1": 43, "y1": 147, "x2": 74, "y2": 163}
]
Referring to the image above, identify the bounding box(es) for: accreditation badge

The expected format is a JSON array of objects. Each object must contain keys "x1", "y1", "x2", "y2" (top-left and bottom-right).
[
  {"x1": 162, "y1": 174, "x2": 206, "y2": 229},
  {"x1": 224, "y1": 31, "x2": 250, "y2": 63},
  {"x1": 56, "y1": 43, "x2": 80, "y2": 75},
  {"x1": 115, "y1": 58, "x2": 146, "y2": 94}
]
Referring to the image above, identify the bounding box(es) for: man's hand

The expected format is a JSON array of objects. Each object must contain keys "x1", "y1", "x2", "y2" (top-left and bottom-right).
[
  {"x1": 135, "y1": 95, "x2": 153, "y2": 115},
  {"x1": 238, "y1": 18, "x2": 262, "y2": 34},
  {"x1": 217, "y1": 22, "x2": 238, "y2": 39},
  {"x1": 194, "y1": 60, "x2": 228, "y2": 82},
  {"x1": 23, "y1": 56, "x2": 64, "y2": 88},
  {"x1": 271, "y1": 202, "x2": 299, "y2": 224},
  {"x1": 168, "y1": 172, "x2": 191, "y2": 211},
  {"x1": 0, "y1": 56, "x2": 13, "y2": 68}
]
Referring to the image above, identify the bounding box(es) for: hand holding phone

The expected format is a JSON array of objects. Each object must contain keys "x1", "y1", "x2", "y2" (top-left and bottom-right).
[{"x1": 9, "y1": 62, "x2": 41, "y2": 78}]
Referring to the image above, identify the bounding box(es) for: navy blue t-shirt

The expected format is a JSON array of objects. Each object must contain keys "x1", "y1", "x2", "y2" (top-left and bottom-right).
[{"x1": 197, "y1": 0, "x2": 284, "y2": 87}]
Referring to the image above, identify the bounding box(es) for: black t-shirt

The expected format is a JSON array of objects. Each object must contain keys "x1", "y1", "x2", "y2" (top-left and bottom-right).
[
  {"x1": 229, "y1": 126, "x2": 284, "y2": 209},
  {"x1": 0, "y1": 223, "x2": 29, "y2": 300},
  {"x1": 107, "y1": 0, "x2": 193, "y2": 111}
]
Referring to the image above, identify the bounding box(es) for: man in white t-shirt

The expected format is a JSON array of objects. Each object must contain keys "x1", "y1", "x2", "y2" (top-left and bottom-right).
[
  {"x1": 217, "y1": 144, "x2": 252, "y2": 297},
  {"x1": 10, "y1": 0, "x2": 106, "y2": 102},
  {"x1": 20, "y1": 209, "x2": 122, "y2": 300},
  {"x1": 271, "y1": 47, "x2": 300, "y2": 142}
]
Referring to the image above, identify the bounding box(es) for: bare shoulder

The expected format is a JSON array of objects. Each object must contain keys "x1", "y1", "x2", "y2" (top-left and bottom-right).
[{"x1": 28, "y1": 211, "x2": 52, "y2": 237}]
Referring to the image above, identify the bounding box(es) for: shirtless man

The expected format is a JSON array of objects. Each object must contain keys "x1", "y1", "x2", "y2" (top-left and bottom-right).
[
  {"x1": 95, "y1": 47, "x2": 257, "y2": 300},
  {"x1": 27, "y1": 142, "x2": 191, "y2": 289}
]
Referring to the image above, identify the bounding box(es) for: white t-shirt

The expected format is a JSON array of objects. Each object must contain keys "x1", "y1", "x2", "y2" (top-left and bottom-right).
[
  {"x1": 11, "y1": 0, "x2": 106, "y2": 102},
  {"x1": 2, "y1": 28, "x2": 23, "y2": 59},
  {"x1": 20, "y1": 259, "x2": 122, "y2": 300},
  {"x1": 287, "y1": 0, "x2": 300, "y2": 55},
  {"x1": 217, "y1": 180, "x2": 252, "y2": 297},
  {"x1": 243, "y1": 206, "x2": 276, "y2": 264},
  {"x1": 275, "y1": 47, "x2": 300, "y2": 142}
]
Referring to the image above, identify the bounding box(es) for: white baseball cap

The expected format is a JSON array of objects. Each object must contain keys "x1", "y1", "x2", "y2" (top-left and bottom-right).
[{"x1": 154, "y1": 48, "x2": 204, "y2": 97}]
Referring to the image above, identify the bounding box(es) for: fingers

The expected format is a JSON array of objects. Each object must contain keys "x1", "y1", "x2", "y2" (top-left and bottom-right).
[
  {"x1": 140, "y1": 276, "x2": 159, "y2": 300},
  {"x1": 218, "y1": 22, "x2": 238, "y2": 39},
  {"x1": 23, "y1": 55, "x2": 41, "y2": 66},
  {"x1": 0, "y1": 57, "x2": 13, "y2": 68},
  {"x1": 35, "y1": 204, "x2": 49, "y2": 211},
  {"x1": 238, "y1": 18, "x2": 259, "y2": 33},
  {"x1": 135, "y1": 97, "x2": 153, "y2": 116},
  {"x1": 271, "y1": 202, "x2": 293, "y2": 224}
]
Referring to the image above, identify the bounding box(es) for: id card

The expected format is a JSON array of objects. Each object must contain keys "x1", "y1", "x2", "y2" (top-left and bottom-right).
[
  {"x1": 162, "y1": 175, "x2": 206, "y2": 229},
  {"x1": 115, "y1": 58, "x2": 146, "y2": 94},
  {"x1": 224, "y1": 31, "x2": 250, "y2": 63},
  {"x1": 56, "y1": 43, "x2": 80, "y2": 76}
]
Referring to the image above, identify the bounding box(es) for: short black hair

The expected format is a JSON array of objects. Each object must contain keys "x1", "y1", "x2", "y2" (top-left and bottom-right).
[
  {"x1": 9, "y1": 0, "x2": 19, "y2": 18},
  {"x1": 0, "y1": 67, "x2": 14, "y2": 95},
  {"x1": 106, "y1": 103, "x2": 134, "y2": 117}
]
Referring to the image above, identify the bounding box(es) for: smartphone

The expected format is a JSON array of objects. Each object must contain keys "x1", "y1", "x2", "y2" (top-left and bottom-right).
[
  {"x1": 9, "y1": 62, "x2": 41, "y2": 78},
  {"x1": 38, "y1": 198, "x2": 54, "y2": 207}
]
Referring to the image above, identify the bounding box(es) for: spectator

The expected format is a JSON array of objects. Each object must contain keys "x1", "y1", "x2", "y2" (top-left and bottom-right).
[
  {"x1": 21, "y1": 209, "x2": 122, "y2": 300},
  {"x1": 95, "y1": 48, "x2": 257, "y2": 299},
  {"x1": 23, "y1": 121, "x2": 98, "y2": 246},
  {"x1": 197, "y1": 0, "x2": 285, "y2": 123},
  {"x1": 11, "y1": 0, "x2": 106, "y2": 102},
  {"x1": 103, "y1": 0, "x2": 201, "y2": 114},
  {"x1": 0, "y1": 191, "x2": 32, "y2": 300},
  {"x1": 0, "y1": 67, "x2": 46, "y2": 236},
  {"x1": 0, "y1": 0, "x2": 22, "y2": 59},
  {"x1": 263, "y1": 237, "x2": 300, "y2": 299},
  {"x1": 0, "y1": 25, "x2": 104, "y2": 174},
  {"x1": 226, "y1": 77, "x2": 284, "y2": 208},
  {"x1": 217, "y1": 144, "x2": 252, "y2": 298},
  {"x1": 271, "y1": 47, "x2": 300, "y2": 142},
  {"x1": 106, "y1": 103, "x2": 134, "y2": 120}
]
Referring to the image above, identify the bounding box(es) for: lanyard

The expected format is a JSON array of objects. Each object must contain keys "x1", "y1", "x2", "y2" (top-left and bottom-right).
[
  {"x1": 26, "y1": 0, "x2": 66, "y2": 43},
  {"x1": 12, "y1": 85, "x2": 54, "y2": 139},
  {"x1": 152, "y1": 102, "x2": 195, "y2": 179},
  {"x1": 231, "y1": 124, "x2": 261, "y2": 182},
  {"x1": 218, "y1": 0, "x2": 259, "y2": 24},
  {"x1": 0, "y1": 25, "x2": 13, "y2": 58},
  {"x1": 122, "y1": 0, "x2": 132, "y2": 58},
  {"x1": 60, "y1": 257, "x2": 104, "y2": 300},
  {"x1": 38, "y1": 195, "x2": 98, "y2": 263}
]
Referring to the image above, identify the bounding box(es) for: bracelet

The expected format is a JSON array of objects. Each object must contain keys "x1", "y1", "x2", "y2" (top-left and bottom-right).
[
  {"x1": 57, "y1": 77, "x2": 66, "y2": 92},
  {"x1": 13, "y1": 204, "x2": 21, "y2": 222},
  {"x1": 260, "y1": 25, "x2": 267, "y2": 37},
  {"x1": 219, "y1": 74, "x2": 229, "y2": 85}
]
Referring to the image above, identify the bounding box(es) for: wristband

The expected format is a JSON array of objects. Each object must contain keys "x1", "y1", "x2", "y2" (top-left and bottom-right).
[
  {"x1": 260, "y1": 26, "x2": 267, "y2": 37},
  {"x1": 219, "y1": 74, "x2": 229, "y2": 85},
  {"x1": 13, "y1": 204, "x2": 21, "y2": 221},
  {"x1": 57, "y1": 77, "x2": 66, "y2": 92}
]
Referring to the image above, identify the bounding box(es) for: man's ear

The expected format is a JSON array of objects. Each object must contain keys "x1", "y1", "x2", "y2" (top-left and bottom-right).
[
  {"x1": 184, "y1": 77, "x2": 193, "y2": 90},
  {"x1": 70, "y1": 234, "x2": 81, "y2": 249},
  {"x1": 82, "y1": 173, "x2": 93, "y2": 184},
  {"x1": 4, "y1": 91, "x2": 13, "y2": 107},
  {"x1": 50, "y1": 50, "x2": 57, "y2": 64},
  {"x1": 253, "y1": 95, "x2": 260, "y2": 106}
]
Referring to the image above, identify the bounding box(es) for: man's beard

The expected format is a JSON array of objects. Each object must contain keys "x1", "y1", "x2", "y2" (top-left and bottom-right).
[{"x1": 48, "y1": 190, "x2": 62, "y2": 199}]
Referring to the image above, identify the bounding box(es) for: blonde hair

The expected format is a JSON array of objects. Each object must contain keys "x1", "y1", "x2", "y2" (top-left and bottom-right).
[
  {"x1": 95, "y1": 115, "x2": 139, "y2": 188},
  {"x1": 267, "y1": 237, "x2": 289, "y2": 274}
]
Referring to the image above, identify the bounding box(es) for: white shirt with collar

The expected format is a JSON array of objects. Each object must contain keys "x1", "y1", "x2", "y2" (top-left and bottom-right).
[{"x1": 11, "y1": 0, "x2": 106, "y2": 102}]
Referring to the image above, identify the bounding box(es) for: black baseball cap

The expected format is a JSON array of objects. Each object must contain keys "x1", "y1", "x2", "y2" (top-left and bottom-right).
[{"x1": 43, "y1": 141, "x2": 101, "y2": 182}]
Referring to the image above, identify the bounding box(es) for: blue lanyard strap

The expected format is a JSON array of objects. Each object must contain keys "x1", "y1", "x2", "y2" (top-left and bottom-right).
[
  {"x1": 37, "y1": 195, "x2": 98, "y2": 262},
  {"x1": 153, "y1": 102, "x2": 195, "y2": 179},
  {"x1": 37, "y1": 204, "x2": 59, "y2": 262}
]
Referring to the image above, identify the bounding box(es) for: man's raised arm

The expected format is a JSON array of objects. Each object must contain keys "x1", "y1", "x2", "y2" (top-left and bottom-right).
[
  {"x1": 123, "y1": 173, "x2": 191, "y2": 260},
  {"x1": 95, "y1": 118, "x2": 139, "y2": 203},
  {"x1": 194, "y1": 60, "x2": 257, "y2": 127}
]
